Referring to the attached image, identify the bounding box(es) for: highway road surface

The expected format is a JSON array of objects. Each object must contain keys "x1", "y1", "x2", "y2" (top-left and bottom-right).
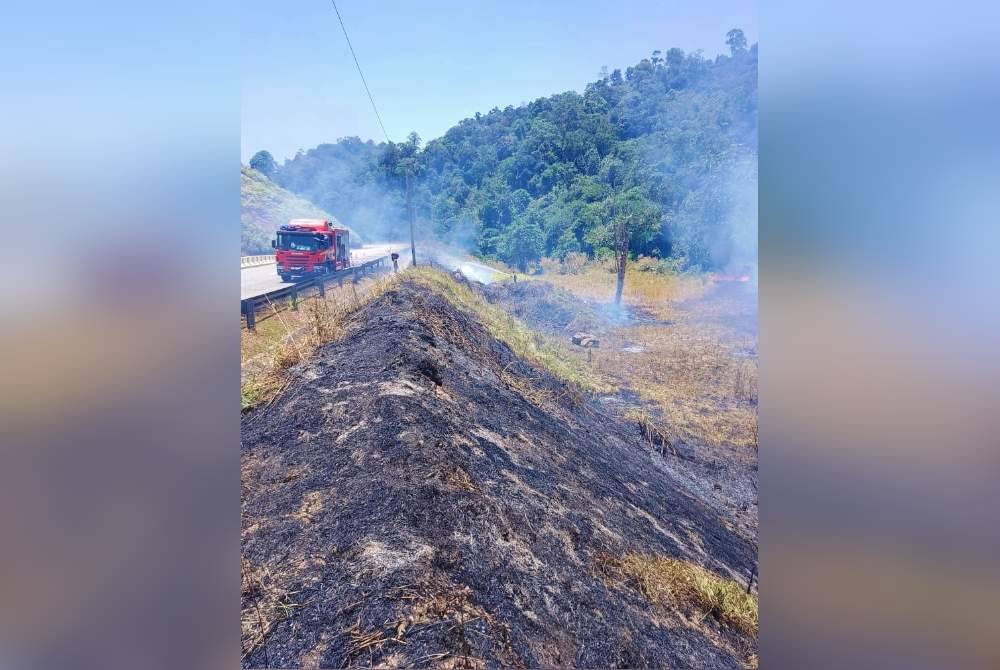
[{"x1": 241, "y1": 243, "x2": 409, "y2": 301}]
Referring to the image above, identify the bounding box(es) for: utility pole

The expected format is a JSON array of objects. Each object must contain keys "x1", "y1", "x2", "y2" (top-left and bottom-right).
[{"x1": 406, "y1": 171, "x2": 416, "y2": 267}]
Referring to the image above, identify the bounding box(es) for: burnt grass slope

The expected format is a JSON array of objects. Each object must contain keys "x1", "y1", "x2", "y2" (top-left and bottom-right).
[
  {"x1": 241, "y1": 277, "x2": 756, "y2": 668},
  {"x1": 480, "y1": 281, "x2": 607, "y2": 336}
]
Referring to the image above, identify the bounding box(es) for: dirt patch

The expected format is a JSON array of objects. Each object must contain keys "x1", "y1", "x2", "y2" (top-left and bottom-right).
[{"x1": 241, "y1": 278, "x2": 756, "y2": 667}]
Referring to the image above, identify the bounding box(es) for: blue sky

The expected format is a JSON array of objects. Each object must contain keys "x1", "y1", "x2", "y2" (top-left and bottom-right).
[{"x1": 241, "y1": 0, "x2": 756, "y2": 162}]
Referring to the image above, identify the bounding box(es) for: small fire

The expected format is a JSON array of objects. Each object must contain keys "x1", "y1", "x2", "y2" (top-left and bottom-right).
[{"x1": 709, "y1": 273, "x2": 751, "y2": 283}]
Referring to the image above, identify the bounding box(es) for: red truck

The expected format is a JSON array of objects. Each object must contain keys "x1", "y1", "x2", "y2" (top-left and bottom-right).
[{"x1": 271, "y1": 219, "x2": 351, "y2": 282}]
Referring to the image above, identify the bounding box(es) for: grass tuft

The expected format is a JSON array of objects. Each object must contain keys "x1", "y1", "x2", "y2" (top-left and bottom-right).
[
  {"x1": 601, "y1": 553, "x2": 758, "y2": 637},
  {"x1": 241, "y1": 375, "x2": 280, "y2": 412},
  {"x1": 623, "y1": 407, "x2": 676, "y2": 456}
]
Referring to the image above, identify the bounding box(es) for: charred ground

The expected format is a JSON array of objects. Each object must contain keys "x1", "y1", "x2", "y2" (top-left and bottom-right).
[{"x1": 241, "y1": 273, "x2": 757, "y2": 668}]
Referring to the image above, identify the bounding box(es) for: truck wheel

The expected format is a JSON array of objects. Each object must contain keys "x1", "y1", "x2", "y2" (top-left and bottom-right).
[{"x1": 280, "y1": 273, "x2": 291, "y2": 282}]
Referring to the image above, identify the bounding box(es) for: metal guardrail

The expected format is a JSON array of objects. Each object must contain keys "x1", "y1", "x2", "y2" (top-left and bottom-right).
[
  {"x1": 240, "y1": 255, "x2": 391, "y2": 331},
  {"x1": 241, "y1": 255, "x2": 275, "y2": 269}
]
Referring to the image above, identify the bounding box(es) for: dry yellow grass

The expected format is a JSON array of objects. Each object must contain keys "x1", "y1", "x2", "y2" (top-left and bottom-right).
[
  {"x1": 538, "y1": 261, "x2": 708, "y2": 320},
  {"x1": 593, "y1": 324, "x2": 758, "y2": 449},
  {"x1": 540, "y1": 260, "x2": 759, "y2": 451},
  {"x1": 601, "y1": 553, "x2": 758, "y2": 637},
  {"x1": 623, "y1": 407, "x2": 676, "y2": 457}
]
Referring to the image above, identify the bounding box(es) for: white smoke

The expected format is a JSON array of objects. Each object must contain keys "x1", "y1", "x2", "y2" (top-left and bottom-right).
[{"x1": 722, "y1": 150, "x2": 758, "y2": 284}]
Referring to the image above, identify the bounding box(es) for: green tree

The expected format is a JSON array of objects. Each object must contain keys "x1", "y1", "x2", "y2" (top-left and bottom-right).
[
  {"x1": 607, "y1": 187, "x2": 661, "y2": 303},
  {"x1": 249, "y1": 150, "x2": 276, "y2": 179},
  {"x1": 499, "y1": 213, "x2": 545, "y2": 272},
  {"x1": 553, "y1": 226, "x2": 581, "y2": 258},
  {"x1": 380, "y1": 132, "x2": 423, "y2": 179},
  {"x1": 665, "y1": 47, "x2": 684, "y2": 70},
  {"x1": 726, "y1": 29, "x2": 747, "y2": 55}
]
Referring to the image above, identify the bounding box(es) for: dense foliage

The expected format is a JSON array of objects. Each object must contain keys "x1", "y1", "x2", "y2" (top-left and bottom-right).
[
  {"x1": 249, "y1": 150, "x2": 277, "y2": 178},
  {"x1": 266, "y1": 32, "x2": 757, "y2": 270}
]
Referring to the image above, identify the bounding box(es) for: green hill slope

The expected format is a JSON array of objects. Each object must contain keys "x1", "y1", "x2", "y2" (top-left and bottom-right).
[
  {"x1": 241, "y1": 166, "x2": 359, "y2": 254},
  {"x1": 265, "y1": 32, "x2": 757, "y2": 270}
]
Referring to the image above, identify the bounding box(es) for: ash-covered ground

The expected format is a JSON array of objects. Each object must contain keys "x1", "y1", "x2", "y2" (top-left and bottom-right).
[{"x1": 241, "y1": 278, "x2": 756, "y2": 668}]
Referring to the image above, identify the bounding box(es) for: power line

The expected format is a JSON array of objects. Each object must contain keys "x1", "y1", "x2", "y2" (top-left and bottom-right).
[
  {"x1": 329, "y1": 0, "x2": 391, "y2": 144},
  {"x1": 328, "y1": 0, "x2": 415, "y2": 266}
]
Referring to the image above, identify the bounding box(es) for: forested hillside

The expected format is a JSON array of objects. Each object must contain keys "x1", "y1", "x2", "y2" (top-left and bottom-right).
[{"x1": 254, "y1": 31, "x2": 756, "y2": 270}]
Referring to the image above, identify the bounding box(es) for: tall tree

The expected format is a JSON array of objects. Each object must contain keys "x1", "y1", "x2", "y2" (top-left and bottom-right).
[
  {"x1": 500, "y1": 212, "x2": 545, "y2": 272},
  {"x1": 726, "y1": 28, "x2": 748, "y2": 55},
  {"x1": 608, "y1": 187, "x2": 660, "y2": 304},
  {"x1": 249, "y1": 150, "x2": 276, "y2": 178}
]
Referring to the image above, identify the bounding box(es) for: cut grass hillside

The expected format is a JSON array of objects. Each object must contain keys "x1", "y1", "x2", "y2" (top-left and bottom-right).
[{"x1": 241, "y1": 166, "x2": 359, "y2": 254}]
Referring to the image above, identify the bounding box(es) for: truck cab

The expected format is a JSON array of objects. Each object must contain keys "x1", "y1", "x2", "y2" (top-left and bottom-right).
[{"x1": 272, "y1": 219, "x2": 351, "y2": 282}]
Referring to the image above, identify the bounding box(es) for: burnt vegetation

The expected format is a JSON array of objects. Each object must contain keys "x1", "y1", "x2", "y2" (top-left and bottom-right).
[{"x1": 242, "y1": 272, "x2": 757, "y2": 668}]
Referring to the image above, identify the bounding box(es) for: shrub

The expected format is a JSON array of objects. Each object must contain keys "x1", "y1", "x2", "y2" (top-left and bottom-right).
[
  {"x1": 539, "y1": 257, "x2": 561, "y2": 275},
  {"x1": 633, "y1": 255, "x2": 687, "y2": 275},
  {"x1": 601, "y1": 553, "x2": 758, "y2": 637},
  {"x1": 562, "y1": 252, "x2": 588, "y2": 274},
  {"x1": 633, "y1": 256, "x2": 660, "y2": 273}
]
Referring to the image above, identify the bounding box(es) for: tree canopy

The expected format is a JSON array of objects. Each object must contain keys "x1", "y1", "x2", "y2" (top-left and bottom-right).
[
  {"x1": 249, "y1": 150, "x2": 276, "y2": 178},
  {"x1": 256, "y1": 32, "x2": 757, "y2": 271}
]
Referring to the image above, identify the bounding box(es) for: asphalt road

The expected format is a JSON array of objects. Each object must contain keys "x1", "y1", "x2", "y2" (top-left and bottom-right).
[{"x1": 240, "y1": 244, "x2": 408, "y2": 301}]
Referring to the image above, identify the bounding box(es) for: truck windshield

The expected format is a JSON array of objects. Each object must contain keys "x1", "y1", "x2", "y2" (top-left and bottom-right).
[{"x1": 277, "y1": 233, "x2": 326, "y2": 251}]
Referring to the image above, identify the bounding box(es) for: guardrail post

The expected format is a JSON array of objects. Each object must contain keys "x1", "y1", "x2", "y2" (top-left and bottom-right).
[
  {"x1": 244, "y1": 301, "x2": 256, "y2": 331},
  {"x1": 290, "y1": 287, "x2": 298, "y2": 310}
]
